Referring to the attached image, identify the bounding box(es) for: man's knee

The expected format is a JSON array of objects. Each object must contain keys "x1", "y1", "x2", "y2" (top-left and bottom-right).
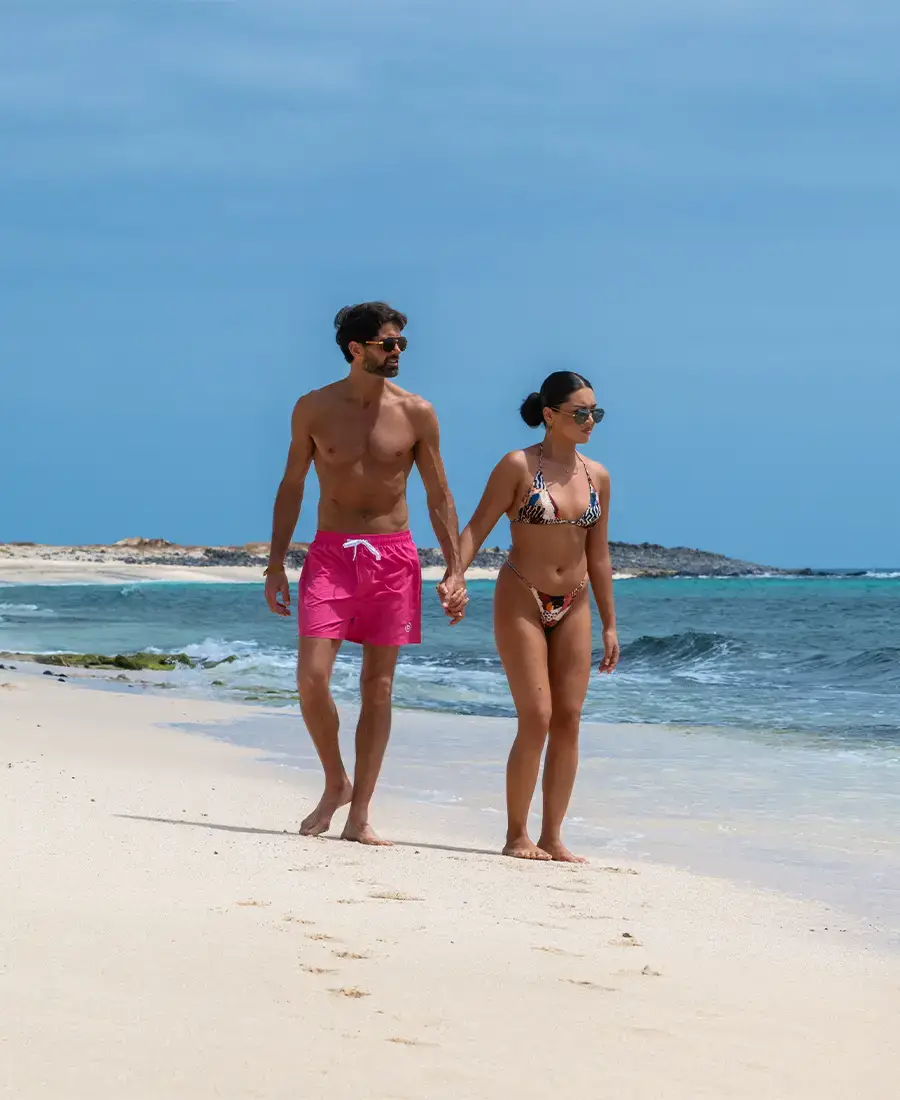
[
  {"x1": 298, "y1": 665, "x2": 332, "y2": 706},
  {"x1": 359, "y1": 667, "x2": 395, "y2": 708}
]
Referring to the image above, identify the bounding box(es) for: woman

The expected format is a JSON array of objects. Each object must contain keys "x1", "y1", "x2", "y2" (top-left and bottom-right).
[{"x1": 456, "y1": 371, "x2": 619, "y2": 862}]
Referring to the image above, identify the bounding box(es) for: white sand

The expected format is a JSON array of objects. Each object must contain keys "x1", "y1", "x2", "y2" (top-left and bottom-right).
[{"x1": 2, "y1": 669, "x2": 897, "y2": 1099}]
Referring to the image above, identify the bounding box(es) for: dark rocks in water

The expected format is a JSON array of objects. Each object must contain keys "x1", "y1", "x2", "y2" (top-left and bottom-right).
[
  {"x1": 3, "y1": 651, "x2": 243, "y2": 673},
  {"x1": 607, "y1": 542, "x2": 788, "y2": 578},
  {"x1": 36, "y1": 652, "x2": 197, "y2": 672}
]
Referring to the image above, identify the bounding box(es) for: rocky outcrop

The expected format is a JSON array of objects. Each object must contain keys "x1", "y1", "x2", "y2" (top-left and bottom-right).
[{"x1": 0, "y1": 540, "x2": 791, "y2": 577}]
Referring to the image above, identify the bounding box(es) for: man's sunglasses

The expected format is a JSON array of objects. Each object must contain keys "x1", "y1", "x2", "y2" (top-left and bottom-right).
[
  {"x1": 551, "y1": 405, "x2": 605, "y2": 426},
  {"x1": 365, "y1": 337, "x2": 408, "y2": 353}
]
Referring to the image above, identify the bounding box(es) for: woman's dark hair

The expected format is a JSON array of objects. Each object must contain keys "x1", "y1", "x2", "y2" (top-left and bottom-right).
[
  {"x1": 520, "y1": 371, "x2": 593, "y2": 428},
  {"x1": 334, "y1": 301, "x2": 408, "y2": 363}
]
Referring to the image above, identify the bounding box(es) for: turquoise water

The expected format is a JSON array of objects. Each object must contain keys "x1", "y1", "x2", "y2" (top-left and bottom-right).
[{"x1": 2, "y1": 575, "x2": 899, "y2": 746}]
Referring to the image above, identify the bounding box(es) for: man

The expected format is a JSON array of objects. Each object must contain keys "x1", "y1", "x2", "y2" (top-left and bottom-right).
[{"x1": 265, "y1": 302, "x2": 467, "y2": 845}]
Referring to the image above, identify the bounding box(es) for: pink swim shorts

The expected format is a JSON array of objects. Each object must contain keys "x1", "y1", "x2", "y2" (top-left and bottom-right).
[{"x1": 298, "y1": 530, "x2": 422, "y2": 647}]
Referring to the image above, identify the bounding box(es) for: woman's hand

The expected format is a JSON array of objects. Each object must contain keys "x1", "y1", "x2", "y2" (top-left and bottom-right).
[
  {"x1": 598, "y1": 627, "x2": 620, "y2": 674},
  {"x1": 437, "y1": 570, "x2": 468, "y2": 625}
]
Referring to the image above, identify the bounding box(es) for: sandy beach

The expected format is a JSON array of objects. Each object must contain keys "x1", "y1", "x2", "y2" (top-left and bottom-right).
[{"x1": 2, "y1": 666, "x2": 898, "y2": 1099}]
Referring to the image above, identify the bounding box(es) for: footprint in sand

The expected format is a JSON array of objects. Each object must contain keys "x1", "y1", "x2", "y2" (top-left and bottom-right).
[
  {"x1": 388, "y1": 1037, "x2": 438, "y2": 1047},
  {"x1": 236, "y1": 900, "x2": 270, "y2": 908},
  {"x1": 300, "y1": 964, "x2": 337, "y2": 975},
  {"x1": 330, "y1": 987, "x2": 370, "y2": 999},
  {"x1": 533, "y1": 946, "x2": 584, "y2": 957},
  {"x1": 282, "y1": 915, "x2": 315, "y2": 924},
  {"x1": 369, "y1": 891, "x2": 423, "y2": 902},
  {"x1": 562, "y1": 979, "x2": 619, "y2": 992},
  {"x1": 597, "y1": 866, "x2": 639, "y2": 875},
  {"x1": 547, "y1": 884, "x2": 591, "y2": 894},
  {"x1": 306, "y1": 932, "x2": 338, "y2": 942},
  {"x1": 333, "y1": 950, "x2": 370, "y2": 960}
]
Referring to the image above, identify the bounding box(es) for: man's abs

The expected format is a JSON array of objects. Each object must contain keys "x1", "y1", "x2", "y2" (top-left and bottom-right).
[{"x1": 314, "y1": 462, "x2": 412, "y2": 535}]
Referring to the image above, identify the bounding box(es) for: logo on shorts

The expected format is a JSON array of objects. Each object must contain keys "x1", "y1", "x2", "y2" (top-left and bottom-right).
[{"x1": 404, "y1": 623, "x2": 412, "y2": 633}]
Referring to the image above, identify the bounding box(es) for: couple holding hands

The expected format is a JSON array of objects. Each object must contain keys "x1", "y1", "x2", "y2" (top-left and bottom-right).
[{"x1": 264, "y1": 302, "x2": 618, "y2": 863}]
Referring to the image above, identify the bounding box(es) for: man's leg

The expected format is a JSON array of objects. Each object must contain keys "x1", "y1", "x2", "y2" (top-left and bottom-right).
[
  {"x1": 297, "y1": 636, "x2": 351, "y2": 836},
  {"x1": 342, "y1": 644, "x2": 400, "y2": 846}
]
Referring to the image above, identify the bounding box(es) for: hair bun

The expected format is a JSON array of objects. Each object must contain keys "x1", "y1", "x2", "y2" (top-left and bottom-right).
[{"x1": 519, "y1": 391, "x2": 545, "y2": 428}]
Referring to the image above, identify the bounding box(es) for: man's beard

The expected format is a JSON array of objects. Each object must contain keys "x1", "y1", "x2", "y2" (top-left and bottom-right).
[{"x1": 364, "y1": 355, "x2": 400, "y2": 377}]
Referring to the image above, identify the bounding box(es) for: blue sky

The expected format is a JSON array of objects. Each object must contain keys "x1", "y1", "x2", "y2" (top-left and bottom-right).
[{"x1": 1, "y1": 1, "x2": 898, "y2": 567}]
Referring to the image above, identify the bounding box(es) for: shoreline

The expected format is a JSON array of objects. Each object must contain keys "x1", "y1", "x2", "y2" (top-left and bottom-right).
[
  {"x1": 2, "y1": 667, "x2": 899, "y2": 1097},
  {"x1": 0, "y1": 556, "x2": 641, "y2": 585},
  {"x1": 4, "y1": 659, "x2": 899, "y2": 940}
]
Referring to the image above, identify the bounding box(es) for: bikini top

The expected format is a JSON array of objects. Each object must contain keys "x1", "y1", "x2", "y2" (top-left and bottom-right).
[{"x1": 512, "y1": 444, "x2": 602, "y2": 528}]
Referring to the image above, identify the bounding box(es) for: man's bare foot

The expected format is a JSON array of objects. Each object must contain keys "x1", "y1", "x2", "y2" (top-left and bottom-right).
[
  {"x1": 503, "y1": 835, "x2": 553, "y2": 861},
  {"x1": 299, "y1": 780, "x2": 352, "y2": 836},
  {"x1": 537, "y1": 838, "x2": 587, "y2": 863},
  {"x1": 341, "y1": 821, "x2": 393, "y2": 846}
]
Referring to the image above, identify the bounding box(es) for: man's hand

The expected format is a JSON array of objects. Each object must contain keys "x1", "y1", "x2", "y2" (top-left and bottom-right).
[
  {"x1": 265, "y1": 566, "x2": 292, "y2": 617},
  {"x1": 437, "y1": 571, "x2": 468, "y2": 626},
  {"x1": 598, "y1": 627, "x2": 620, "y2": 674}
]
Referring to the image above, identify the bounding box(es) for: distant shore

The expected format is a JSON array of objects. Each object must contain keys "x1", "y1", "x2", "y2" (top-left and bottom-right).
[{"x1": 0, "y1": 538, "x2": 790, "y2": 585}]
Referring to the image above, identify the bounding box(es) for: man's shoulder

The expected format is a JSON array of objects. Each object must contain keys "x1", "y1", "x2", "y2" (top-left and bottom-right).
[
  {"x1": 292, "y1": 382, "x2": 341, "y2": 416},
  {"x1": 388, "y1": 384, "x2": 436, "y2": 420}
]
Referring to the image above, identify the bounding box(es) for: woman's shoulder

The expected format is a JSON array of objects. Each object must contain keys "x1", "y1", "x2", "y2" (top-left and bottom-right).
[
  {"x1": 580, "y1": 452, "x2": 611, "y2": 486},
  {"x1": 497, "y1": 446, "x2": 537, "y2": 469}
]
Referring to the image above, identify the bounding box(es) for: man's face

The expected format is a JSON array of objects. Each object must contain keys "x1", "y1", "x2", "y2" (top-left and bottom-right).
[{"x1": 359, "y1": 323, "x2": 404, "y2": 378}]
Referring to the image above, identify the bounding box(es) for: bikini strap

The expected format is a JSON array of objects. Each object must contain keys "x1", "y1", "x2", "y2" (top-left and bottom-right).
[
  {"x1": 533, "y1": 442, "x2": 545, "y2": 487},
  {"x1": 578, "y1": 452, "x2": 595, "y2": 493}
]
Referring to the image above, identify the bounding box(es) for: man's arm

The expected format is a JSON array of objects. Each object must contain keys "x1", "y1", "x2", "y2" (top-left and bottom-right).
[
  {"x1": 264, "y1": 396, "x2": 315, "y2": 616},
  {"x1": 411, "y1": 399, "x2": 465, "y2": 618},
  {"x1": 585, "y1": 463, "x2": 619, "y2": 673}
]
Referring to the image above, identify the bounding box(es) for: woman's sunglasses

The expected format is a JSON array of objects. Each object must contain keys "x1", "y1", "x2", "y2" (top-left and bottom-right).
[
  {"x1": 551, "y1": 405, "x2": 605, "y2": 426},
  {"x1": 365, "y1": 337, "x2": 408, "y2": 353}
]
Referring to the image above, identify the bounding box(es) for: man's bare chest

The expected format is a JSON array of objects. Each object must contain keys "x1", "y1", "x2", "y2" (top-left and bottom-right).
[{"x1": 312, "y1": 408, "x2": 418, "y2": 469}]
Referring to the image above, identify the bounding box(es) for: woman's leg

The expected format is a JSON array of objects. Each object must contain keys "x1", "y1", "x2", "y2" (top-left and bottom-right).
[
  {"x1": 494, "y1": 566, "x2": 554, "y2": 860},
  {"x1": 539, "y1": 589, "x2": 592, "y2": 861}
]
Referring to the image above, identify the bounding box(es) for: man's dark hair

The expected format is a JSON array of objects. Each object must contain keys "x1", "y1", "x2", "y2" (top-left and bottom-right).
[{"x1": 333, "y1": 302, "x2": 408, "y2": 363}]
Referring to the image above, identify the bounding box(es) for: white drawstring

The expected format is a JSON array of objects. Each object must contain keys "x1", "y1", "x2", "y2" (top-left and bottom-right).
[{"x1": 342, "y1": 538, "x2": 382, "y2": 562}]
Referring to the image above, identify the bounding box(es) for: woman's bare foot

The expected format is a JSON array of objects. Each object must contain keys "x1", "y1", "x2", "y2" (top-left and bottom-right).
[
  {"x1": 503, "y1": 834, "x2": 553, "y2": 861},
  {"x1": 537, "y1": 837, "x2": 587, "y2": 863},
  {"x1": 299, "y1": 779, "x2": 353, "y2": 836},
  {"x1": 341, "y1": 820, "x2": 393, "y2": 846}
]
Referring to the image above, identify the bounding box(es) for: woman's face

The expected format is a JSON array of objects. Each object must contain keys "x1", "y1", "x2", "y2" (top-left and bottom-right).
[{"x1": 544, "y1": 386, "x2": 601, "y2": 443}]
